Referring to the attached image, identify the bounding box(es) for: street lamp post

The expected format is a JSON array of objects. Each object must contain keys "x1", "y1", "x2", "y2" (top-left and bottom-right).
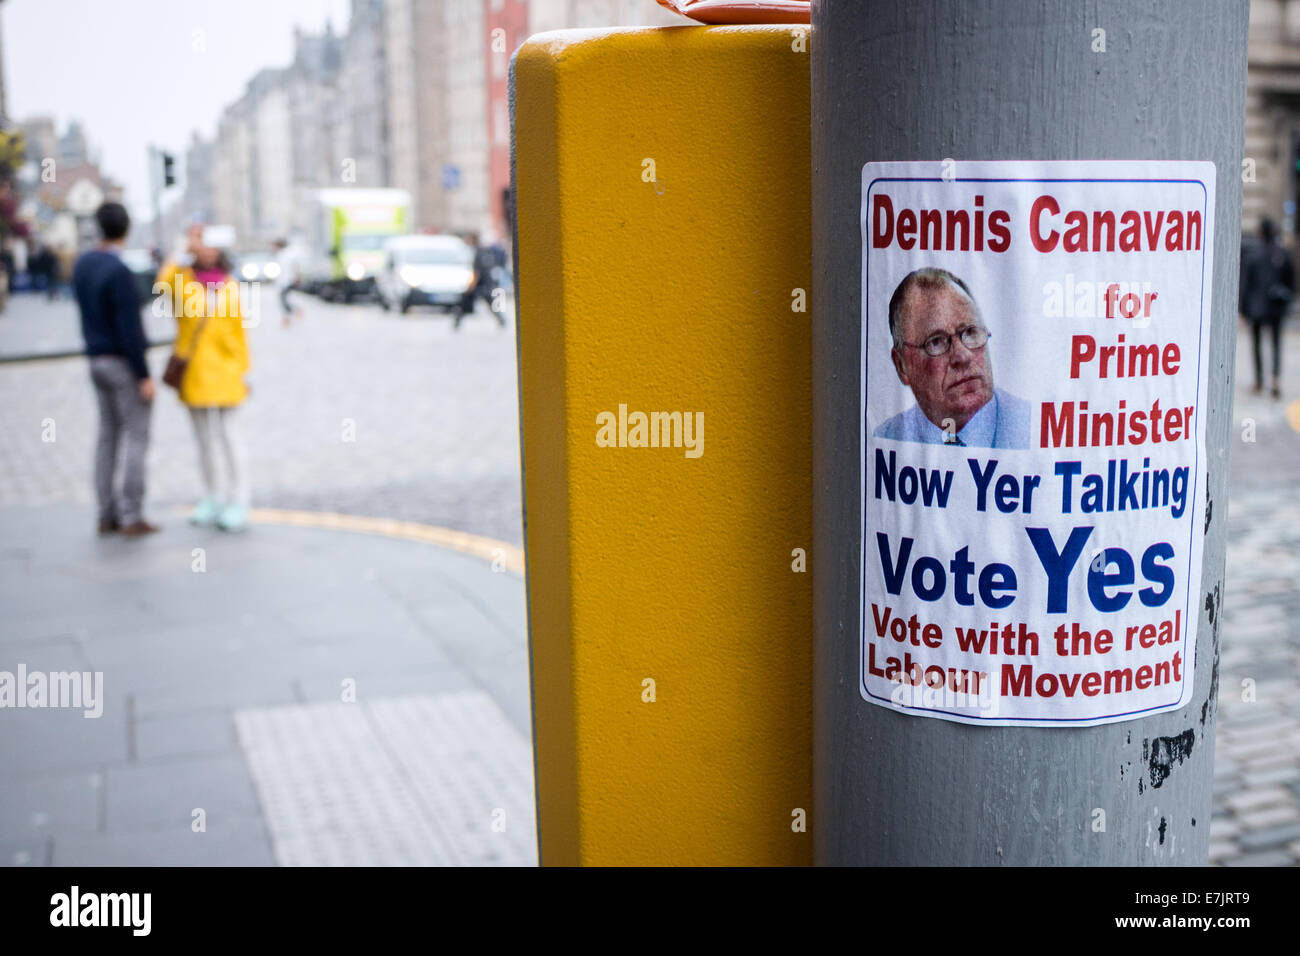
[{"x1": 811, "y1": 0, "x2": 1249, "y2": 865}]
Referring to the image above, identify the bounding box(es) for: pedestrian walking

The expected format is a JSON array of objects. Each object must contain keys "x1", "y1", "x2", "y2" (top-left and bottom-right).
[
  {"x1": 37, "y1": 243, "x2": 59, "y2": 299},
  {"x1": 46, "y1": 245, "x2": 73, "y2": 301},
  {"x1": 454, "y1": 232, "x2": 507, "y2": 330},
  {"x1": 486, "y1": 235, "x2": 511, "y2": 297},
  {"x1": 72, "y1": 202, "x2": 158, "y2": 536},
  {"x1": 1239, "y1": 217, "x2": 1295, "y2": 399},
  {"x1": 29, "y1": 242, "x2": 53, "y2": 295},
  {"x1": 160, "y1": 235, "x2": 253, "y2": 532},
  {"x1": 271, "y1": 237, "x2": 303, "y2": 328}
]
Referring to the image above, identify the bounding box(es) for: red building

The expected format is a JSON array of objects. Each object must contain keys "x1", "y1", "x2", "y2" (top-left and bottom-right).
[{"x1": 485, "y1": 0, "x2": 529, "y2": 242}]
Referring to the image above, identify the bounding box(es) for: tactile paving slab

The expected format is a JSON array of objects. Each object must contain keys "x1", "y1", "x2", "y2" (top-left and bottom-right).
[{"x1": 234, "y1": 691, "x2": 537, "y2": 866}]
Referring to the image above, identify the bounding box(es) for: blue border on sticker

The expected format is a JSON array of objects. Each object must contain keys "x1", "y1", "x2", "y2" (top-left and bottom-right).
[{"x1": 858, "y1": 173, "x2": 1210, "y2": 724}]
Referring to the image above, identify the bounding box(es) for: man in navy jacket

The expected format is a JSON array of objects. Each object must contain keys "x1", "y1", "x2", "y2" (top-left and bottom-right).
[{"x1": 73, "y1": 202, "x2": 158, "y2": 535}]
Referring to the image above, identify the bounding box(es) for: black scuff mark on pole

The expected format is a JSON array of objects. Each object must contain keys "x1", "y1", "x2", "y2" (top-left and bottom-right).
[
  {"x1": 1158, "y1": 816, "x2": 1167, "y2": 845},
  {"x1": 1204, "y1": 478, "x2": 1212, "y2": 535},
  {"x1": 1147, "y1": 729, "x2": 1196, "y2": 790},
  {"x1": 1200, "y1": 583, "x2": 1222, "y2": 729},
  {"x1": 1140, "y1": 736, "x2": 1148, "y2": 795}
]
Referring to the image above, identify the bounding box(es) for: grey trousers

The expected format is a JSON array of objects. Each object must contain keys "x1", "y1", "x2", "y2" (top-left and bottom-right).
[
  {"x1": 188, "y1": 406, "x2": 251, "y2": 508},
  {"x1": 89, "y1": 355, "x2": 151, "y2": 524}
]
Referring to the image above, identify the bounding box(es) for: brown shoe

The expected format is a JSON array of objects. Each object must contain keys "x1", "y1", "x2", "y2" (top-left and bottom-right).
[
  {"x1": 97, "y1": 519, "x2": 120, "y2": 535},
  {"x1": 119, "y1": 520, "x2": 161, "y2": 537}
]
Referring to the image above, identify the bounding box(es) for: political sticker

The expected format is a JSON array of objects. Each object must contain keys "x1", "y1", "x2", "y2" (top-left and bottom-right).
[{"x1": 859, "y1": 160, "x2": 1214, "y2": 727}]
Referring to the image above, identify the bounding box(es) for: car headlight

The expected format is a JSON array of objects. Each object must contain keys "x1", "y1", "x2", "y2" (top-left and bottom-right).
[
  {"x1": 346, "y1": 262, "x2": 366, "y2": 281},
  {"x1": 457, "y1": 267, "x2": 475, "y2": 289},
  {"x1": 264, "y1": 262, "x2": 281, "y2": 280},
  {"x1": 398, "y1": 266, "x2": 420, "y2": 286},
  {"x1": 241, "y1": 263, "x2": 258, "y2": 280}
]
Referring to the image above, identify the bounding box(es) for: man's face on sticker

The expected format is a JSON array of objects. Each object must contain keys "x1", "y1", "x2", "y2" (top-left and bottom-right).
[{"x1": 890, "y1": 284, "x2": 995, "y2": 433}]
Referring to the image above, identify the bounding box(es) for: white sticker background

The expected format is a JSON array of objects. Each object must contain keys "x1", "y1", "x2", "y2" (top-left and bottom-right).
[{"x1": 860, "y1": 160, "x2": 1214, "y2": 727}]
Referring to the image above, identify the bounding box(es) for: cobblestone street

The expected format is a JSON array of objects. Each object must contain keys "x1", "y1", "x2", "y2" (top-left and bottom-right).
[
  {"x1": 0, "y1": 290, "x2": 523, "y2": 544},
  {"x1": 1211, "y1": 316, "x2": 1300, "y2": 866}
]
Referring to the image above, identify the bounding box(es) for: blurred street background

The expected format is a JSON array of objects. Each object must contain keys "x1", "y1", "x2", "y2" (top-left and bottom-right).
[
  {"x1": 0, "y1": 0, "x2": 685, "y2": 868},
  {"x1": 0, "y1": 0, "x2": 1298, "y2": 866},
  {"x1": 0, "y1": 289, "x2": 523, "y2": 543}
]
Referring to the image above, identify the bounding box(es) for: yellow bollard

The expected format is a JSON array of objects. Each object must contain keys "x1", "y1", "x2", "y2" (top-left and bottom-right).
[{"x1": 512, "y1": 24, "x2": 812, "y2": 866}]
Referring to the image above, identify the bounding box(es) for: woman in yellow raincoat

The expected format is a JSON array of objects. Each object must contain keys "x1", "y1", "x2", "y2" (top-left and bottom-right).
[{"x1": 159, "y1": 236, "x2": 252, "y2": 531}]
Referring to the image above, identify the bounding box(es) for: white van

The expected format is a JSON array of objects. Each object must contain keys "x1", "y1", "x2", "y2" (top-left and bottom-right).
[{"x1": 377, "y1": 235, "x2": 476, "y2": 314}]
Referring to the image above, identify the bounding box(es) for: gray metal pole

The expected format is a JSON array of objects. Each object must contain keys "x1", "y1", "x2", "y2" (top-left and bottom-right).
[
  {"x1": 148, "y1": 145, "x2": 163, "y2": 252},
  {"x1": 812, "y1": 0, "x2": 1248, "y2": 864}
]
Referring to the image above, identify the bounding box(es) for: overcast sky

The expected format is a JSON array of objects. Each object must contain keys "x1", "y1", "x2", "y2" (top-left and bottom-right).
[{"x1": 3, "y1": 0, "x2": 352, "y2": 218}]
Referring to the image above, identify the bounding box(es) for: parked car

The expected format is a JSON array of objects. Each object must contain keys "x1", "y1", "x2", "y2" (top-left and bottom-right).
[{"x1": 377, "y1": 235, "x2": 475, "y2": 314}]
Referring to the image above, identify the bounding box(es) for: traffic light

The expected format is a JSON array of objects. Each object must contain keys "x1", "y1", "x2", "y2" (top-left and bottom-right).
[{"x1": 162, "y1": 152, "x2": 176, "y2": 188}]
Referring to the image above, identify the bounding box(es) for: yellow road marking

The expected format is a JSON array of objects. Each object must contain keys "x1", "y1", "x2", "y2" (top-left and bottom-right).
[{"x1": 175, "y1": 505, "x2": 524, "y2": 575}]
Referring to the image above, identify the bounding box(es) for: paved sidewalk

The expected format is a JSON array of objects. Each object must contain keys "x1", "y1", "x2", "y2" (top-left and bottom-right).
[{"x1": 0, "y1": 505, "x2": 536, "y2": 866}]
